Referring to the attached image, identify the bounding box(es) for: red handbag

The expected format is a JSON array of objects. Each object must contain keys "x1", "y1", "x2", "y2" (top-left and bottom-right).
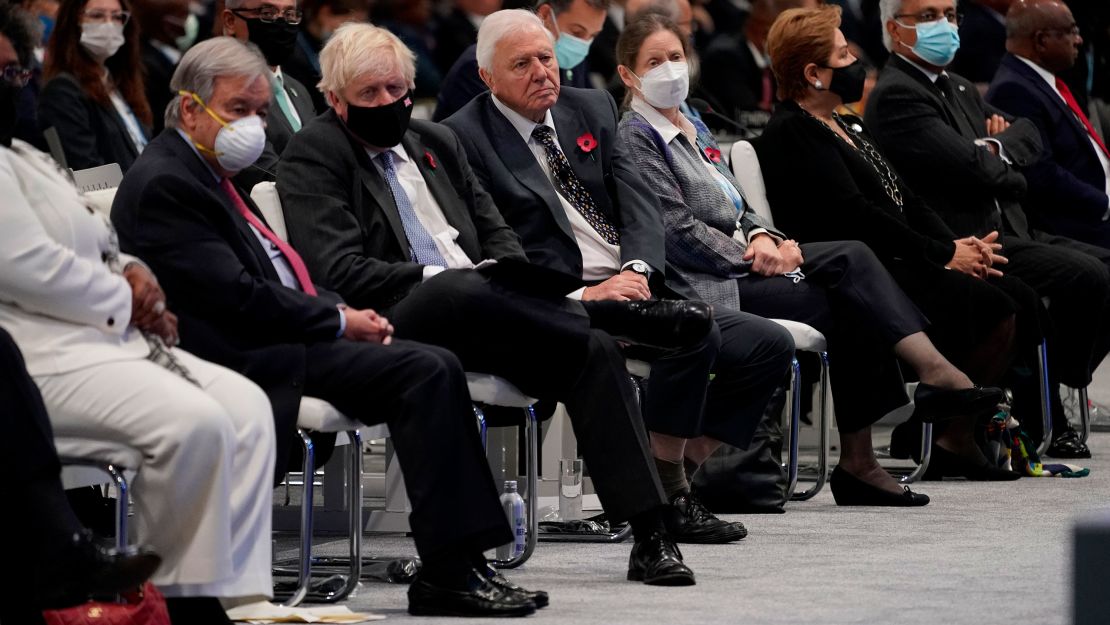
[{"x1": 41, "y1": 583, "x2": 171, "y2": 625}]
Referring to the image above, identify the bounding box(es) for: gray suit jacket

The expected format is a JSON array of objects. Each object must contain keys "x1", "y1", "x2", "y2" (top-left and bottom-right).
[{"x1": 864, "y1": 55, "x2": 1043, "y2": 239}]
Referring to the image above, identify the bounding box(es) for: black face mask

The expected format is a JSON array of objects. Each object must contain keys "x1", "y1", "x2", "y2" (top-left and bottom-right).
[
  {"x1": 244, "y1": 18, "x2": 299, "y2": 66},
  {"x1": 824, "y1": 59, "x2": 867, "y2": 105},
  {"x1": 344, "y1": 91, "x2": 414, "y2": 149},
  {"x1": 0, "y1": 81, "x2": 22, "y2": 148}
]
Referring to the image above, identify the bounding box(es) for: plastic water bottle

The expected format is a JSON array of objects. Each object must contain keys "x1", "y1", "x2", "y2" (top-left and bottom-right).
[{"x1": 496, "y1": 480, "x2": 526, "y2": 561}]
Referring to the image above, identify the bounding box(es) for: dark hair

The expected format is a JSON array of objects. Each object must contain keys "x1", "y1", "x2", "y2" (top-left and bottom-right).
[
  {"x1": 535, "y1": 0, "x2": 610, "y2": 14},
  {"x1": 44, "y1": 0, "x2": 152, "y2": 126},
  {"x1": 615, "y1": 10, "x2": 688, "y2": 108},
  {"x1": 0, "y1": 2, "x2": 37, "y2": 67}
]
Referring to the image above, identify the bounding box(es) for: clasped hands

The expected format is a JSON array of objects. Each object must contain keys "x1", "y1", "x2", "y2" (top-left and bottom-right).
[
  {"x1": 946, "y1": 230, "x2": 1007, "y2": 279},
  {"x1": 125, "y1": 263, "x2": 178, "y2": 345},
  {"x1": 342, "y1": 307, "x2": 394, "y2": 344},
  {"x1": 744, "y1": 233, "x2": 804, "y2": 277}
]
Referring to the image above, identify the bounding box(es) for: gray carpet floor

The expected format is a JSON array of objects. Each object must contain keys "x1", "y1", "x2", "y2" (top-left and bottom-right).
[{"x1": 279, "y1": 430, "x2": 1108, "y2": 624}]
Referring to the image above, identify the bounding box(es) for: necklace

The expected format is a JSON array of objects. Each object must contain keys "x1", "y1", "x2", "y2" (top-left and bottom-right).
[{"x1": 799, "y1": 107, "x2": 904, "y2": 209}]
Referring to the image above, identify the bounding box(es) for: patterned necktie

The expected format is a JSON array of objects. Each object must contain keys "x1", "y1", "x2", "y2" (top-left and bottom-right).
[
  {"x1": 273, "y1": 73, "x2": 302, "y2": 132},
  {"x1": 531, "y1": 125, "x2": 620, "y2": 245},
  {"x1": 219, "y1": 177, "x2": 318, "y2": 295},
  {"x1": 1055, "y1": 77, "x2": 1110, "y2": 158},
  {"x1": 377, "y1": 151, "x2": 449, "y2": 267}
]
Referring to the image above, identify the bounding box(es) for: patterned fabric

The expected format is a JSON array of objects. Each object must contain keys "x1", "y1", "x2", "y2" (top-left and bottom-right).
[
  {"x1": 219, "y1": 177, "x2": 318, "y2": 295},
  {"x1": 984, "y1": 403, "x2": 1089, "y2": 478},
  {"x1": 377, "y1": 151, "x2": 449, "y2": 267},
  {"x1": 531, "y1": 125, "x2": 620, "y2": 245}
]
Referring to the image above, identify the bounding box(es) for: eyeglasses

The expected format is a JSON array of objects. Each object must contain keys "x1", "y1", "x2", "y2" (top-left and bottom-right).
[
  {"x1": 1040, "y1": 25, "x2": 1081, "y2": 38},
  {"x1": 230, "y1": 6, "x2": 303, "y2": 24},
  {"x1": 82, "y1": 9, "x2": 131, "y2": 25},
  {"x1": 894, "y1": 10, "x2": 961, "y2": 26},
  {"x1": 2, "y1": 64, "x2": 33, "y2": 87}
]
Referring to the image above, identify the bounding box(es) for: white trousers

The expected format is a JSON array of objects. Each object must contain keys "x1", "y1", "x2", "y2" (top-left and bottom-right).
[{"x1": 36, "y1": 348, "x2": 276, "y2": 600}]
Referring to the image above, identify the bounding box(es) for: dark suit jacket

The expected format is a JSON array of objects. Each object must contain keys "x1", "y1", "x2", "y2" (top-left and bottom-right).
[
  {"x1": 282, "y1": 31, "x2": 328, "y2": 114},
  {"x1": 38, "y1": 73, "x2": 148, "y2": 172},
  {"x1": 949, "y1": 1, "x2": 1007, "y2": 84},
  {"x1": 277, "y1": 111, "x2": 527, "y2": 311},
  {"x1": 111, "y1": 130, "x2": 345, "y2": 457},
  {"x1": 586, "y1": 14, "x2": 619, "y2": 84},
  {"x1": 432, "y1": 43, "x2": 588, "y2": 122},
  {"x1": 140, "y1": 40, "x2": 177, "y2": 135},
  {"x1": 700, "y1": 33, "x2": 769, "y2": 119},
  {"x1": 987, "y1": 53, "x2": 1110, "y2": 243},
  {"x1": 237, "y1": 71, "x2": 317, "y2": 190},
  {"x1": 442, "y1": 87, "x2": 668, "y2": 287},
  {"x1": 432, "y1": 8, "x2": 479, "y2": 76},
  {"x1": 864, "y1": 55, "x2": 1043, "y2": 239}
]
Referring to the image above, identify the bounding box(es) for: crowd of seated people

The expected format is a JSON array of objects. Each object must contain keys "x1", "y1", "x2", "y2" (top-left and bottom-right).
[{"x1": 2, "y1": 0, "x2": 1109, "y2": 620}]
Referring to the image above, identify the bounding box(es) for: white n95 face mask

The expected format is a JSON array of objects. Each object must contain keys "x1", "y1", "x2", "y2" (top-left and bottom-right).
[
  {"x1": 80, "y1": 22, "x2": 125, "y2": 62},
  {"x1": 636, "y1": 61, "x2": 690, "y2": 109},
  {"x1": 180, "y1": 90, "x2": 267, "y2": 173}
]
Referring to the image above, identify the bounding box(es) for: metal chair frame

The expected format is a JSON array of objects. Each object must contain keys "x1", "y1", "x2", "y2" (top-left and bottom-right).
[
  {"x1": 58, "y1": 457, "x2": 131, "y2": 551},
  {"x1": 475, "y1": 405, "x2": 539, "y2": 568}
]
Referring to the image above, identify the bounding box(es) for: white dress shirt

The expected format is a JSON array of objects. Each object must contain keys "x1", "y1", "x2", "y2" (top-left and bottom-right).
[
  {"x1": 365, "y1": 143, "x2": 478, "y2": 280},
  {"x1": 109, "y1": 88, "x2": 148, "y2": 154},
  {"x1": 1014, "y1": 54, "x2": 1110, "y2": 202},
  {"x1": 491, "y1": 95, "x2": 642, "y2": 293}
]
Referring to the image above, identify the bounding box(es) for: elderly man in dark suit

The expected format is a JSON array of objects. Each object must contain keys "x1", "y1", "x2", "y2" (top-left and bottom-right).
[
  {"x1": 443, "y1": 8, "x2": 795, "y2": 531},
  {"x1": 278, "y1": 21, "x2": 731, "y2": 587},
  {"x1": 986, "y1": 0, "x2": 1110, "y2": 249},
  {"x1": 111, "y1": 37, "x2": 543, "y2": 618},
  {"x1": 865, "y1": 0, "x2": 1110, "y2": 458}
]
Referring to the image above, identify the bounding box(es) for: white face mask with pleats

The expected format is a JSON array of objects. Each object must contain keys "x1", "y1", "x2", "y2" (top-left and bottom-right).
[
  {"x1": 633, "y1": 61, "x2": 690, "y2": 109},
  {"x1": 80, "y1": 22, "x2": 125, "y2": 62}
]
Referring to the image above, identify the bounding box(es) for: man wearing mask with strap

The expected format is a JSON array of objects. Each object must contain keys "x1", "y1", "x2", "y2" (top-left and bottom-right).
[
  {"x1": 433, "y1": 0, "x2": 607, "y2": 121},
  {"x1": 223, "y1": 0, "x2": 315, "y2": 189},
  {"x1": 112, "y1": 37, "x2": 547, "y2": 618}
]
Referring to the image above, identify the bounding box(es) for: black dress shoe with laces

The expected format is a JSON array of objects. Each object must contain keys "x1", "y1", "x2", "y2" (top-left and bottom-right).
[
  {"x1": 408, "y1": 570, "x2": 536, "y2": 617},
  {"x1": 912, "y1": 384, "x2": 1004, "y2": 423},
  {"x1": 666, "y1": 491, "x2": 747, "y2": 544},
  {"x1": 829, "y1": 466, "x2": 930, "y2": 507},
  {"x1": 581, "y1": 300, "x2": 714, "y2": 351},
  {"x1": 37, "y1": 530, "x2": 162, "y2": 609},
  {"x1": 1046, "y1": 428, "x2": 1091, "y2": 459},
  {"x1": 479, "y1": 564, "x2": 549, "y2": 608},
  {"x1": 921, "y1": 445, "x2": 1021, "y2": 481},
  {"x1": 627, "y1": 532, "x2": 696, "y2": 586}
]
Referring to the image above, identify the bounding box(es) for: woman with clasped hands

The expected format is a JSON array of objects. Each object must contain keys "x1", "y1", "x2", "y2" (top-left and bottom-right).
[{"x1": 615, "y1": 12, "x2": 1020, "y2": 506}]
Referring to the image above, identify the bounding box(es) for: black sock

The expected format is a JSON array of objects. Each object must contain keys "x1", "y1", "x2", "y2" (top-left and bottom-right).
[
  {"x1": 628, "y1": 506, "x2": 667, "y2": 542},
  {"x1": 683, "y1": 457, "x2": 701, "y2": 484},
  {"x1": 470, "y1": 552, "x2": 493, "y2": 575},
  {"x1": 654, "y1": 457, "x2": 689, "y2": 499},
  {"x1": 422, "y1": 549, "x2": 475, "y2": 590},
  {"x1": 165, "y1": 597, "x2": 232, "y2": 625}
]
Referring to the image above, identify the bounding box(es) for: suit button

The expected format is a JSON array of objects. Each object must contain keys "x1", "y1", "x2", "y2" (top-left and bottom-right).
[{"x1": 107, "y1": 317, "x2": 115, "y2": 327}]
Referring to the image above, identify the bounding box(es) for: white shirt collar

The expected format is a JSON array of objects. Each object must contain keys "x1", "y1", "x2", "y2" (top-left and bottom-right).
[
  {"x1": 365, "y1": 142, "x2": 410, "y2": 164},
  {"x1": 897, "y1": 53, "x2": 945, "y2": 83},
  {"x1": 609, "y1": 5, "x2": 625, "y2": 32},
  {"x1": 1014, "y1": 54, "x2": 1059, "y2": 92},
  {"x1": 630, "y1": 96, "x2": 690, "y2": 145},
  {"x1": 150, "y1": 40, "x2": 182, "y2": 65},
  {"x1": 747, "y1": 40, "x2": 769, "y2": 69},
  {"x1": 490, "y1": 94, "x2": 557, "y2": 145}
]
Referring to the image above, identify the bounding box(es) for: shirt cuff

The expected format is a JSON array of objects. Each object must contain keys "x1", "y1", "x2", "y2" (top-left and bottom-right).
[
  {"x1": 749, "y1": 228, "x2": 782, "y2": 245},
  {"x1": 422, "y1": 265, "x2": 447, "y2": 281},
  {"x1": 567, "y1": 287, "x2": 587, "y2": 300},
  {"x1": 620, "y1": 259, "x2": 652, "y2": 274},
  {"x1": 336, "y1": 305, "x2": 347, "y2": 338},
  {"x1": 977, "y1": 138, "x2": 1010, "y2": 164}
]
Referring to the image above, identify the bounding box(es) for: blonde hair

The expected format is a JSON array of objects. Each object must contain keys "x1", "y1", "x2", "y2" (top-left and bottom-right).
[{"x1": 317, "y1": 22, "x2": 416, "y2": 95}]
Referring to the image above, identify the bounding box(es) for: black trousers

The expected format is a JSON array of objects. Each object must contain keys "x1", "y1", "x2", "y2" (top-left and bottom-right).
[
  {"x1": 388, "y1": 269, "x2": 667, "y2": 522},
  {"x1": 303, "y1": 337, "x2": 511, "y2": 559},
  {"x1": 736, "y1": 241, "x2": 928, "y2": 432},
  {"x1": 1003, "y1": 232, "x2": 1110, "y2": 387}
]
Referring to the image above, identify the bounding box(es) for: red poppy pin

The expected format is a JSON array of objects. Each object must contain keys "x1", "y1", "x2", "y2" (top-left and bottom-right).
[
  {"x1": 423, "y1": 150, "x2": 437, "y2": 170},
  {"x1": 576, "y1": 132, "x2": 598, "y2": 158},
  {"x1": 704, "y1": 146, "x2": 722, "y2": 164}
]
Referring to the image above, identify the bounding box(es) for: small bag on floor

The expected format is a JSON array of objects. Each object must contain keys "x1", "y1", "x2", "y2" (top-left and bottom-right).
[{"x1": 42, "y1": 582, "x2": 170, "y2": 625}]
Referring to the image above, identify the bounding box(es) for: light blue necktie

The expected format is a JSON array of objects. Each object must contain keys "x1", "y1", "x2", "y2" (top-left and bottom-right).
[{"x1": 377, "y1": 151, "x2": 448, "y2": 267}]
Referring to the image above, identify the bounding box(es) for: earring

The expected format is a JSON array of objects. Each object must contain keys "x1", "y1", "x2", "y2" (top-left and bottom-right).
[{"x1": 814, "y1": 80, "x2": 824, "y2": 90}]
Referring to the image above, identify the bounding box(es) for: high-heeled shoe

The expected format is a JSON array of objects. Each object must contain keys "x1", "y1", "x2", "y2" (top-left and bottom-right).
[
  {"x1": 911, "y1": 384, "x2": 1003, "y2": 423},
  {"x1": 829, "y1": 466, "x2": 930, "y2": 507},
  {"x1": 921, "y1": 445, "x2": 1022, "y2": 481}
]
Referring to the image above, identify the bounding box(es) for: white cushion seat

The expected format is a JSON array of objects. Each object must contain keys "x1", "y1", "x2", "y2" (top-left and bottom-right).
[{"x1": 769, "y1": 318, "x2": 827, "y2": 352}]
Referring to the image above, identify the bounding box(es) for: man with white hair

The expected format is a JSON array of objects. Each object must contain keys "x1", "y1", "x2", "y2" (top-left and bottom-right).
[
  {"x1": 444, "y1": 7, "x2": 795, "y2": 559},
  {"x1": 277, "y1": 21, "x2": 722, "y2": 588},
  {"x1": 111, "y1": 37, "x2": 537, "y2": 618},
  {"x1": 865, "y1": 0, "x2": 1110, "y2": 458}
]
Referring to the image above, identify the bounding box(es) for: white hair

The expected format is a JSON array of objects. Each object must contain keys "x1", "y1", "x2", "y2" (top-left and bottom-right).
[
  {"x1": 317, "y1": 22, "x2": 416, "y2": 95},
  {"x1": 167, "y1": 37, "x2": 271, "y2": 128},
  {"x1": 880, "y1": 0, "x2": 959, "y2": 51},
  {"x1": 475, "y1": 9, "x2": 554, "y2": 71}
]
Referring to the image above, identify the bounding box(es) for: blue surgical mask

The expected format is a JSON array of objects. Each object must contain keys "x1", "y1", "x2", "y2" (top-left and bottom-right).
[
  {"x1": 549, "y1": 14, "x2": 592, "y2": 70},
  {"x1": 38, "y1": 14, "x2": 55, "y2": 45},
  {"x1": 900, "y1": 18, "x2": 960, "y2": 67}
]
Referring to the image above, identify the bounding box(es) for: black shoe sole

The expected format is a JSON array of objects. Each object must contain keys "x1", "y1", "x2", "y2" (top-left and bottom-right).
[
  {"x1": 627, "y1": 569, "x2": 697, "y2": 586},
  {"x1": 672, "y1": 527, "x2": 748, "y2": 544},
  {"x1": 407, "y1": 603, "x2": 537, "y2": 617}
]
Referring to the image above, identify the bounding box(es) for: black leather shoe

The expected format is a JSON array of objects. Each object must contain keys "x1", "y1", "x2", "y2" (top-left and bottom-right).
[
  {"x1": 912, "y1": 384, "x2": 1003, "y2": 423},
  {"x1": 38, "y1": 530, "x2": 162, "y2": 609},
  {"x1": 666, "y1": 491, "x2": 747, "y2": 544},
  {"x1": 479, "y1": 564, "x2": 548, "y2": 609},
  {"x1": 921, "y1": 445, "x2": 1021, "y2": 481},
  {"x1": 1046, "y1": 428, "x2": 1091, "y2": 459},
  {"x1": 627, "y1": 532, "x2": 696, "y2": 586},
  {"x1": 829, "y1": 466, "x2": 930, "y2": 507},
  {"x1": 582, "y1": 300, "x2": 714, "y2": 351},
  {"x1": 408, "y1": 570, "x2": 536, "y2": 617}
]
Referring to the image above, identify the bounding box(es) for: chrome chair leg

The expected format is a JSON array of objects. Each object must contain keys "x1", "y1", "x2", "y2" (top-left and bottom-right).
[
  {"x1": 901, "y1": 422, "x2": 933, "y2": 483},
  {"x1": 792, "y1": 351, "x2": 829, "y2": 501},
  {"x1": 1078, "y1": 386, "x2": 1091, "y2": 444},
  {"x1": 279, "y1": 429, "x2": 314, "y2": 608},
  {"x1": 491, "y1": 406, "x2": 539, "y2": 569},
  {"x1": 474, "y1": 405, "x2": 487, "y2": 448},
  {"x1": 1037, "y1": 341, "x2": 1054, "y2": 457},
  {"x1": 782, "y1": 357, "x2": 801, "y2": 499},
  {"x1": 104, "y1": 464, "x2": 129, "y2": 551},
  {"x1": 338, "y1": 429, "x2": 363, "y2": 601}
]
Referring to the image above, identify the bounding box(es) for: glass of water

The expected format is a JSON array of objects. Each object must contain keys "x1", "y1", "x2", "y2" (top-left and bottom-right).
[{"x1": 559, "y1": 458, "x2": 583, "y2": 521}]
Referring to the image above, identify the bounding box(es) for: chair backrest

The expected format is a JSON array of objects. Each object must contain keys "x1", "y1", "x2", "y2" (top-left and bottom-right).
[
  {"x1": 250, "y1": 181, "x2": 289, "y2": 242},
  {"x1": 728, "y1": 140, "x2": 775, "y2": 227}
]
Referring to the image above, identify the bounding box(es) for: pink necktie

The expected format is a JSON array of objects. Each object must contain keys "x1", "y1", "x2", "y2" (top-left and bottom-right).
[
  {"x1": 218, "y1": 178, "x2": 318, "y2": 296},
  {"x1": 1056, "y1": 77, "x2": 1110, "y2": 158}
]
